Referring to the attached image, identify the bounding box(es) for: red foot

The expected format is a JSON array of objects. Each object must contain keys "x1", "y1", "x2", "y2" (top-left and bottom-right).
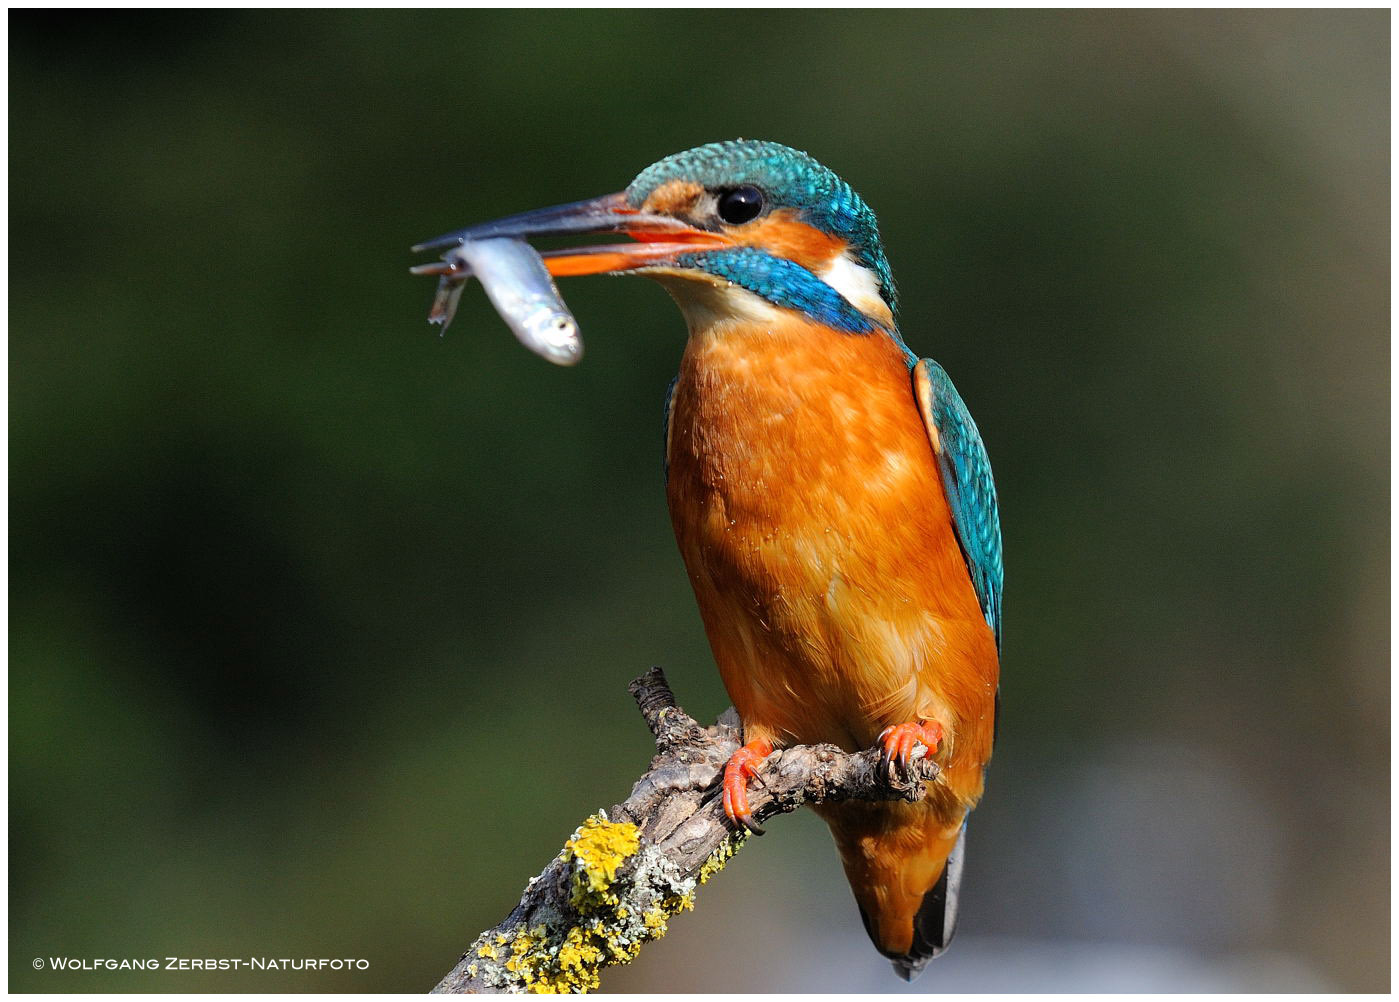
[
  {"x1": 878, "y1": 720, "x2": 945, "y2": 781},
  {"x1": 722, "y1": 738, "x2": 774, "y2": 835}
]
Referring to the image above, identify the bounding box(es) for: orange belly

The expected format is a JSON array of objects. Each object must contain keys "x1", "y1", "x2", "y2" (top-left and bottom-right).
[{"x1": 664, "y1": 317, "x2": 998, "y2": 815}]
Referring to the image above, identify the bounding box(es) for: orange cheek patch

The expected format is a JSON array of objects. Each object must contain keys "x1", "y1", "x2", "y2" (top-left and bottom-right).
[
  {"x1": 641, "y1": 180, "x2": 705, "y2": 215},
  {"x1": 732, "y1": 209, "x2": 847, "y2": 272}
]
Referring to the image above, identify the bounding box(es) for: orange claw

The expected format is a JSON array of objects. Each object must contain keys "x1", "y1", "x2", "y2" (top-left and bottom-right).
[
  {"x1": 878, "y1": 720, "x2": 945, "y2": 781},
  {"x1": 722, "y1": 738, "x2": 774, "y2": 835}
]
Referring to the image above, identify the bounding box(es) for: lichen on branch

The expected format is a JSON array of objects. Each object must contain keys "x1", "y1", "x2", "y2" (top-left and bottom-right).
[{"x1": 431, "y1": 667, "x2": 937, "y2": 994}]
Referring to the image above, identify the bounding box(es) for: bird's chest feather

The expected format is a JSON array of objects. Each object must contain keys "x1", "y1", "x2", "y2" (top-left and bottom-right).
[{"x1": 665, "y1": 318, "x2": 993, "y2": 755}]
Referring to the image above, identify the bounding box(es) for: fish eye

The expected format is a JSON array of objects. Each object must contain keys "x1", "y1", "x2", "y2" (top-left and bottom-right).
[{"x1": 717, "y1": 185, "x2": 765, "y2": 225}]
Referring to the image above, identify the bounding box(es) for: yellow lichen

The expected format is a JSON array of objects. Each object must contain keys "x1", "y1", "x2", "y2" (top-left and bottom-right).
[
  {"x1": 556, "y1": 928, "x2": 595, "y2": 971},
  {"x1": 697, "y1": 830, "x2": 748, "y2": 884},
  {"x1": 522, "y1": 925, "x2": 603, "y2": 993},
  {"x1": 607, "y1": 940, "x2": 642, "y2": 964},
  {"x1": 563, "y1": 814, "x2": 641, "y2": 907},
  {"x1": 471, "y1": 815, "x2": 738, "y2": 993},
  {"x1": 659, "y1": 891, "x2": 695, "y2": 917}
]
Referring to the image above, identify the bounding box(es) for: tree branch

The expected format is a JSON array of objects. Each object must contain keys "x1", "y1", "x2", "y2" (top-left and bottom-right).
[{"x1": 432, "y1": 666, "x2": 938, "y2": 994}]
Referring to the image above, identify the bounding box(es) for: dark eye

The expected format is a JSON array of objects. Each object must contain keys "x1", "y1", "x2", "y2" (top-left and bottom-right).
[{"x1": 717, "y1": 185, "x2": 764, "y2": 225}]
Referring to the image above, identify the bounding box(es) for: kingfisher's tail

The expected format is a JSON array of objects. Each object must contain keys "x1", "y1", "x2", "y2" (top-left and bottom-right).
[
  {"x1": 883, "y1": 823, "x2": 965, "y2": 981},
  {"x1": 818, "y1": 801, "x2": 967, "y2": 982}
]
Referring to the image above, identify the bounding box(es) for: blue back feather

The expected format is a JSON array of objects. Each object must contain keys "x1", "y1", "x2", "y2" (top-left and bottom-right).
[{"x1": 913, "y1": 359, "x2": 1003, "y2": 649}]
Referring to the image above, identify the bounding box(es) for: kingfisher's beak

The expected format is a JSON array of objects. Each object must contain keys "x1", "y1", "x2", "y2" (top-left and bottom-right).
[{"x1": 411, "y1": 191, "x2": 729, "y2": 277}]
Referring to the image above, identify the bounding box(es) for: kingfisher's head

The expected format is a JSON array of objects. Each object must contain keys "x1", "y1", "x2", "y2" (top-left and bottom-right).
[{"x1": 415, "y1": 140, "x2": 898, "y2": 336}]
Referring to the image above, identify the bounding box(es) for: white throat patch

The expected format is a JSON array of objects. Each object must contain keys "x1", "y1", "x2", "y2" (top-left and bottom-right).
[{"x1": 652, "y1": 271, "x2": 791, "y2": 335}]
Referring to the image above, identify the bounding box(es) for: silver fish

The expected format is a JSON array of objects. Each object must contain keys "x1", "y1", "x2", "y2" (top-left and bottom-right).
[{"x1": 413, "y1": 237, "x2": 582, "y2": 366}]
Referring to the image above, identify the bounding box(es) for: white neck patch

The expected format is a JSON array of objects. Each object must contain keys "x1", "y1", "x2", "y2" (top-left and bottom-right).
[{"x1": 821, "y1": 253, "x2": 892, "y2": 325}]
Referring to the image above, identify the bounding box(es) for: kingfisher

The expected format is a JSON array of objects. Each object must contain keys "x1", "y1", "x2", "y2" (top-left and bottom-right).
[{"x1": 416, "y1": 140, "x2": 1002, "y2": 980}]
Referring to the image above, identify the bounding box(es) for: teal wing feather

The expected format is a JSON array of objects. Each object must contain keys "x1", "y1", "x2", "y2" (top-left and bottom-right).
[
  {"x1": 662, "y1": 375, "x2": 678, "y2": 481},
  {"x1": 912, "y1": 359, "x2": 1003, "y2": 650}
]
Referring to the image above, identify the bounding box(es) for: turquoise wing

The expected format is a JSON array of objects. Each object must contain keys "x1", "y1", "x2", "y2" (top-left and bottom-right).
[
  {"x1": 912, "y1": 359, "x2": 1003, "y2": 650},
  {"x1": 662, "y1": 375, "x2": 678, "y2": 481}
]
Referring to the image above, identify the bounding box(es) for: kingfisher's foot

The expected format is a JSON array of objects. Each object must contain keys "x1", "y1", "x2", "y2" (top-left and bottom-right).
[
  {"x1": 722, "y1": 738, "x2": 774, "y2": 836},
  {"x1": 878, "y1": 720, "x2": 945, "y2": 783}
]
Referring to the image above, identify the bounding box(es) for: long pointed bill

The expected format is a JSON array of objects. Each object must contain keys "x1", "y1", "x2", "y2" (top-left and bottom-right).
[{"x1": 411, "y1": 191, "x2": 729, "y2": 276}]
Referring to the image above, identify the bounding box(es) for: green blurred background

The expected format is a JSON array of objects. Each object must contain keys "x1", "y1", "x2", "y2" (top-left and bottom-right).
[{"x1": 10, "y1": 9, "x2": 1388, "y2": 992}]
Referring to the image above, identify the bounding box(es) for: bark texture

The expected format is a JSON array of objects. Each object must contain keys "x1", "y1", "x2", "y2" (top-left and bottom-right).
[{"x1": 432, "y1": 667, "x2": 938, "y2": 994}]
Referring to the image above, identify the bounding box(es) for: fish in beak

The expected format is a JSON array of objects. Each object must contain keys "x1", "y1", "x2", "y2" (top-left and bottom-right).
[
  {"x1": 410, "y1": 191, "x2": 730, "y2": 364},
  {"x1": 413, "y1": 191, "x2": 728, "y2": 277}
]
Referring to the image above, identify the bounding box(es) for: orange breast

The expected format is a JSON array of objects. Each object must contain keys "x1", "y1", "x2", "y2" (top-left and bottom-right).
[{"x1": 665, "y1": 317, "x2": 998, "y2": 814}]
